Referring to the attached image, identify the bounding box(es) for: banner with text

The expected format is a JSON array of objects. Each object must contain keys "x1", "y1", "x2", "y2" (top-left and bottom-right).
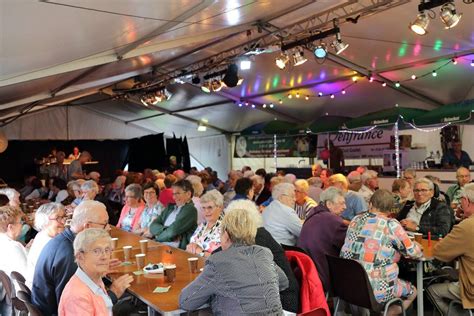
[
  {"x1": 317, "y1": 129, "x2": 392, "y2": 158},
  {"x1": 234, "y1": 135, "x2": 318, "y2": 158}
]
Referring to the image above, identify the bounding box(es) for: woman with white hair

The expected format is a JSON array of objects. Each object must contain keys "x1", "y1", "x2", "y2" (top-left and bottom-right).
[
  {"x1": 180, "y1": 201, "x2": 288, "y2": 315},
  {"x1": 0, "y1": 188, "x2": 20, "y2": 208},
  {"x1": 117, "y1": 184, "x2": 145, "y2": 233},
  {"x1": 26, "y1": 202, "x2": 66, "y2": 287},
  {"x1": 262, "y1": 183, "x2": 302, "y2": 246},
  {"x1": 81, "y1": 180, "x2": 99, "y2": 201},
  {"x1": 0, "y1": 205, "x2": 27, "y2": 280},
  {"x1": 186, "y1": 190, "x2": 224, "y2": 257},
  {"x1": 58, "y1": 228, "x2": 114, "y2": 315},
  {"x1": 186, "y1": 175, "x2": 204, "y2": 224}
]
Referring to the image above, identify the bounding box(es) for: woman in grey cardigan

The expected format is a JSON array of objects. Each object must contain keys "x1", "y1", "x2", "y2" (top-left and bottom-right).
[{"x1": 179, "y1": 200, "x2": 289, "y2": 315}]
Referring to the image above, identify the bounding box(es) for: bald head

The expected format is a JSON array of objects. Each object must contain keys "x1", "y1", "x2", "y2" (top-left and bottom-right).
[
  {"x1": 456, "y1": 167, "x2": 471, "y2": 187},
  {"x1": 70, "y1": 200, "x2": 109, "y2": 233}
]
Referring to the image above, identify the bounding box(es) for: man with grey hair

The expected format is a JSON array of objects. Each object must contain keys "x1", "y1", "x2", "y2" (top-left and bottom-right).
[
  {"x1": 223, "y1": 170, "x2": 243, "y2": 207},
  {"x1": 307, "y1": 177, "x2": 323, "y2": 202},
  {"x1": 347, "y1": 171, "x2": 363, "y2": 192},
  {"x1": 32, "y1": 200, "x2": 133, "y2": 315},
  {"x1": 88, "y1": 171, "x2": 101, "y2": 183},
  {"x1": 252, "y1": 175, "x2": 271, "y2": 206},
  {"x1": 81, "y1": 180, "x2": 99, "y2": 201},
  {"x1": 428, "y1": 183, "x2": 474, "y2": 314},
  {"x1": 446, "y1": 167, "x2": 471, "y2": 206},
  {"x1": 359, "y1": 170, "x2": 379, "y2": 203},
  {"x1": 67, "y1": 150, "x2": 92, "y2": 181},
  {"x1": 398, "y1": 178, "x2": 454, "y2": 237},
  {"x1": 262, "y1": 183, "x2": 302, "y2": 246}
]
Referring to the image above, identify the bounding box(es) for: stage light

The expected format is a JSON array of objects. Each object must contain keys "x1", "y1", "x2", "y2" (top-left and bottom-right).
[
  {"x1": 211, "y1": 79, "x2": 223, "y2": 92},
  {"x1": 240, "y1": 58, "x2": 251, "y2": 70},
  {"x1": 313, "y1": 45, "x2": 327, "y2": 59},
  {"x1": 410, "y1": 12, "x2": 429, "y2": 35},
  {"x1": 440, "y1": 2, "x2": 462, "y2": 29},
  {"x1": 192, "y1": 75, "x2": 201, "y2": 84},
  {"x1": 292, "y1": 49, "x2": 307, "y2": 66},
  {"x1": 222, "y1": 64, "x2": 239, "y2": 87},
  {"x1": 197, "y1": 122, "x2": 207, "y2": 132},
  {"x1": 332, "y1": 39, "x2": 349, "y2": 55},
  {"x1": 201, "y1": 81, "x2": 211, "y2": 93},
  {"x1": 275, "y1": 53, "x2": 290, "y2": 69}
]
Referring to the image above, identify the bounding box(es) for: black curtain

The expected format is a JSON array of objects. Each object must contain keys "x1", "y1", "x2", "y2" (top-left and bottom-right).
[
  {"x1": 0, "y1": 139, "x2": 129, "y2": 184},
  {"x1": 127, "y1": 134, "x2": 166, "y2": 172},
  {"x1": 181, "y1": 136, "x2": 191, "y2": 173},
  {"x1": 166, "y1": 134, "x2": 183, "y2": 167}
]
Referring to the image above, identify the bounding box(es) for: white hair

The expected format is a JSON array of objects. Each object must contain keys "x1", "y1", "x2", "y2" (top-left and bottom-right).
[
  {"x1": 73, "y1": 228, "x2": 111, "y2": 257},
  {"x1": 461, "y1": 183, "x2": 474, "y2": 203},
  {"x1": 414, "y1": 177, "x2": 434, "y2": 190},
  {"x1": 225, "y1": 199, "x2": 262, "y2": 227},
  {"x1": 34, "y1": 202, "x2": 65, "y2": 231},
  {"x1": 284, "y1": 173, "x2": 297, "y2": 184},
  {"x1": 81, "y1": 180, "x2": 99, "y2": 194},
  {"x1": 71, "y1": 200, "x2": 107, "y2": 231},
  {"x1": 307, "y1": 177, "x2": 322, "y2": 186},
  {"x1": 125, "y1": 183, "x2": 143, "y2": 200},
  {"x1": 347, "y1": 171, "x2": 362, "y2": 183},
  {"x1": 361, "y1": 170, "x2": 378, "y2": 184},
  {"x1": 251, "y1": 175, "x2": 265, "y2": 185},
  {"x1": 200, "y1": 189, "x2": 224, "y2": 208},
  {"x1": 320, "y1": 187, "x2": 344, "y2": 204},
  {"x1": 186, "y1": 175, "x2": 204, "y2": 197},
  {"x1": 88, "y1": 171, "x2": 101, "y2": 181},
  {"x1": 272, "y1": 183, "x2": 295, "y2": 200},
  {"x1": 0, "y1": 188, "x2": 19, "y2": 201},
  {"x1": 243, "y1": 170, "x2": 255, "y2": 178}
]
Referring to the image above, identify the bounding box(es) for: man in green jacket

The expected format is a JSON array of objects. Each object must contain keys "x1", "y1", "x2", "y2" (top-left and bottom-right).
[
  {"x1": 427, "y1": 183, "x2": 474, "y2": 315},
  {"x1": 446, "y1": 167, "x2": 471, "y2": 206},
  {"x1": 150, "y1": 179, "x2": 197, "y2": 249}
]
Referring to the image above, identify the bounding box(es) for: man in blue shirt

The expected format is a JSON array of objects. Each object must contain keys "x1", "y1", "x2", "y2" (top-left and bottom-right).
[{"x1": 442, "y1": 141, "x2": 472, "y2": 169}]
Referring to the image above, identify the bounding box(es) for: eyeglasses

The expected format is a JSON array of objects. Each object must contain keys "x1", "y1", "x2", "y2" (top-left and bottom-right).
[
  {"x1": 88, "y1": 221, "x2": 110, "y2": 229},
  {"x1": 414, "y1": 189, "x2": 431, "y2": 193},
  {"x1": 82, "y1": 247, "x2": 112, "y2": 257},
  {"x1": 172, "y1": 191, "x2": 187, "y2": 196},
  {"x1": 49, "y1": 215, "x2": 67, "y2": 223}
]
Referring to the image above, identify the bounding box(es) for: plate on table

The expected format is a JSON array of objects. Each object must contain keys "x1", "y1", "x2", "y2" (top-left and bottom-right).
[{"x1": 143, "y1": 263, "x2": 164, "y2": 274}]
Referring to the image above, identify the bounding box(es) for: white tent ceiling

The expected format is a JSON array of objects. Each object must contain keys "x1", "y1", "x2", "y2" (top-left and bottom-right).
[{"x1": 1, "y1": 0, "x2": 473, "y2": 140}]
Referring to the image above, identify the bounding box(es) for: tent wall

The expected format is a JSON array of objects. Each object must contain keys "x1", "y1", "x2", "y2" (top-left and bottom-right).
[{"x1": 187, "y1": 135, "x2": 230, "y2": 181}]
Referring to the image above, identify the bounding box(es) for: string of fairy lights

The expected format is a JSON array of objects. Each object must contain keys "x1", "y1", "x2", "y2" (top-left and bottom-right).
[{"x1": 236, "y1": 56, "x2": 472, "y2": 109}]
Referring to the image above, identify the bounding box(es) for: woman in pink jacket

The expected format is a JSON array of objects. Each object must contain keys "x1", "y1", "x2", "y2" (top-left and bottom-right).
[{"x1": 116, "y1": 184, "x2": 145, "y2": 232}]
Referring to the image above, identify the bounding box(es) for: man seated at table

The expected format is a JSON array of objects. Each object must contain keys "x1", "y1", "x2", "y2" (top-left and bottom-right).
[
  {"x1": 427, "y1": 183, "x2": 474, "y2": 315},
  {"x1": 252, "y1": 175, "x2": 271, "y2": 206},
  {"x1": 149, "y1": 179, "x2": 197, "y2": 249},
  {"x1": 397, "y1": 178, "x2": 455, "y2": 237},
  {"x1": 262, "y1": 183, "x2": 302, "y2": 246},
  {"x1": 32, "y1": 200, "x2": 133, "y2": 315},
  {"x1": 232, "y1": 177, "x2": 254, "y2": 201},
  {"x1": 359, "y1": 170, "x2": 378, "y2": 204},
  {"x1": 67, "y1": 151, "x2": 91, "y2": 181},
  {"x1": 446, "y1": 167, "x2": 471, "y2": 207},
  {"x1": 327, "y1": 174, "x2": 367, "y2": 223},
  {"x1": 442, "y1": 141, "x2": 473, "y2": 169}
]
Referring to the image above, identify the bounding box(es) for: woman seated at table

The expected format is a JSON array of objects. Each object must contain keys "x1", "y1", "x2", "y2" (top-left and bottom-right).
[
  {"x1": 179, "y1": 203, "x2": 288, "y2": 315},
  {"x1": 134, "y1": 183, "x2": 162, "y2": 238},
  {"x1": 116, "y1": 184, "x2": 145, "y2": 233},
  {"x1": 340, "y1": 189, "x2": 423, "y2": 313},
  {"x1": 26, "y1": 202, "x2": 66, "y2": 287},
  {"x1": 391, "y1": 178, "x2": 411, "y2": 214},
  {"x1": 186, "y1": 189, "x2": 224, "y2": 257},
  {"x1": 0, "y1": 205, "x2": 28, "y2": 284},
  {"x1": 58, "y1": 228, "x2": 114, "y2": 315}
]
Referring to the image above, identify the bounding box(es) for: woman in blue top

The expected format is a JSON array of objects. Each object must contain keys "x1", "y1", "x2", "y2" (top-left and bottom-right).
[{"x1": 135, "y1": 182, "x2": 163, "y2": 238}]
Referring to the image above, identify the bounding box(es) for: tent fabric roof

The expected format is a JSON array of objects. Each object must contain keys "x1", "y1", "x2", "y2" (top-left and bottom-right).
[{"x1": 1, "y1": 0, "x2": 473, "y2": 140}]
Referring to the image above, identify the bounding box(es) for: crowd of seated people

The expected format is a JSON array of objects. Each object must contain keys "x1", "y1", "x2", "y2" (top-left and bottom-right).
[{"x1": 2, "y1": 162, "x2": 473, "y2": 316}]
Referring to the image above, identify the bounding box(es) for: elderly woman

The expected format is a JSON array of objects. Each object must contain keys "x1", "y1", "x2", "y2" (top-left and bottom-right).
[
  {"x1": 297, "y1": 187, "x2": 348, "y2": 294},
  {"x1": 134, "y1": 183, "x2": 163, "y2": 237},
  {"x1": 0, "y1": 205, "x2": 27, "y2": 278},
  {"x1": 186, "y1": 190, "x2": 224, "y2": 257},
  {"x1": 341, "y1": 189, "x2": 423, "y2": 312},
  {"x1": 0, "y1": 188, "x2": 21, "y2": 208},
  {"x1": 186, "y1": 175, "x2": 204, "y2": 224},
  {"x1": 294, "y1": 179, "x2": 318, "y2": 220},
  {"x1": 180, "y1": 202, "x2": 289, "y2": 315},
  {"x1": 58, "y1": 228, "x2": 114, "y2": 315},
  {"x1": 262, "y1": 183, "x2": 302, "y2": 246},
  {"x1": 150, "y1": 180, "x2": 197, "y2": 249},
  {"x1": 81, "y1": 180, "x2": 99, "y2": 201},
  {"x1": 117, "y1": 184, "x2": 145, "y2": 232},
  {"x1": 26, "y1": 202, "x2": 66, "y2": 287},
  {"x1": 392, "y1": 179, "x2": 411, "y2": 213}
]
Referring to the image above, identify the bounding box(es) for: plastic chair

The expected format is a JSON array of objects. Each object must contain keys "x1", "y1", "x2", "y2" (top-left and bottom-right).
[
  {"x1": 447, "y1": 300, "x2": 473, "y2": 316},
  {"x1": 0, "y1": 270, "x2": 27, "y2": 315},
  {"x1": 326, "y1": 255, "x2": 406, "y2": 316},
  {"x1": 9, "y1": 271, "x2": 31, "y2": 296},
  {"x1": 16, "y1": 290, "x2": 43, "y2": 316}
]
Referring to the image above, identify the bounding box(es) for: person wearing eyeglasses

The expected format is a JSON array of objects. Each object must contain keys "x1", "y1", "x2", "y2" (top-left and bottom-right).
[
  {"x1": 427, "y1": 183, "x2": 474, "y2": 315},
  {"x1": 32, "y1": 200, "x2": 133, "y2": 316},
  {"x1": 117, "y1": 184, "x2": 145, "y2": 233},
  {"x1": 150, "y1": 180, "x2": 197, "y2": 249},
  {"x1": 397, "y1": 178, "x2": 455, "y2": 237},
  {"x1": 58, "y1": 228, "x2": 114, "y2": 316},
  {"x1": 446, "y1": 167, "x2": 471, "y2": 208},
  {"x1": 26, "y1": 203, "x2": 66, "y2": 287}
]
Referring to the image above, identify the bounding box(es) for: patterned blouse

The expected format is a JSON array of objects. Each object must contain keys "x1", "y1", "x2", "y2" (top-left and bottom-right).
[
  {"x1": 340, "y1": 212, "x2": 422, "y2": 303},
  {"x1": 189, "y1": 214, "x2": 223, "y2": 254},
  {"x1": 139, "y1": 203, "x2": 163, "y2": 229}
]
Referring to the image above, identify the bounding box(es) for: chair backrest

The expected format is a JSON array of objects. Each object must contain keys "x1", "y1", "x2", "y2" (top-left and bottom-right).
[
  {"x1": 0, "y1": 271, "x2": 13, "y2": 305},
  {"x1": 326, "y1": 254, "x2": 382, "y2": 311},
  {"x1": 10, "y1": 272, "x2": 26, "y2": 285},
  {"x1": 281, "y1": 244, "x2": 309, "y2": 255},
  {"x1": 16, "y1": 290, "x2": 42, "y2": 316},
  {"x1": 299, "y1": 307, "x2": 328, "y2": 316}
]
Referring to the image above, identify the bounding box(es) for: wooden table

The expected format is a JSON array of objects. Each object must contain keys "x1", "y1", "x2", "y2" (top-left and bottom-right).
[
  {"x1": 109, "y1": 227, "x2": 205, "y2": 315},
  {"x1": 415, "y1": 238, "x2": 439, "y2": 316}
]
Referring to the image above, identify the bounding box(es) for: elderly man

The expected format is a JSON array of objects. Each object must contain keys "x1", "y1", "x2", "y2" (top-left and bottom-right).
[
  {"x1": 252, "y1": 175, "x2": 271, "y2": 206},
  {"x1": 232, "y1": 177, "x2": 254, "y2": 201},
  {"x1": 67, "y1": 151, "x2": 91, "y2": 181},
  {"x1": 427, "y1": 183, "x2": 474, "y2": 315},
  {"x1": 347, "y1": 171, "x2": 362, "y2": 192},
  {"x1": 32, "y1": 200, "x2": 133, "y2": 316},
  {"x1": 81, "y1": 180, "x2": 99, "y2": 201},
  {"x1": 294, "y1": 179, "x2": 318, "y2": 220},
  {"x1": 442, "y1": 141, "x2": 473, "y2": 169},
  {"x1": 262, "y1": 183, "x2": 302, "y2": 246},
  {"x1": 327, "y1": 174, "x2": 367, "y2": 223},
  {"x1": 397, "y1": 178, "x2": 454, "y2": 237},
  {"x1": 88, "y1": 171, "x2": 101, "y2": 183},
  {"x1": 446, "y1": 167, "x2": 471, "y2": 206},
  {"x1": 223, "y1": 170, "x2": 242, "y2": 206},
  {"x1": 359, "y1": 170, "x2": 378, "y2": 204},
  {"x1": 403, "y1": 169, "x2": 417, "y2": 189},
  {"x1": 307, "y1": 177, "x2": 323, "y2": 202}
]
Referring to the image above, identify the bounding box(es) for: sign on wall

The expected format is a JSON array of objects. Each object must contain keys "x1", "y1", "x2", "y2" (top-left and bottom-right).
[{"x1": 234, "y1": 135, "x2": 318, "y2": 158}]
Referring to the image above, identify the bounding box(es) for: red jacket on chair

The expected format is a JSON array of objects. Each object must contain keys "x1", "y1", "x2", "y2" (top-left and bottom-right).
[{"x1": 285, "y1": 250, "x2": 330, "y2": 316}]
